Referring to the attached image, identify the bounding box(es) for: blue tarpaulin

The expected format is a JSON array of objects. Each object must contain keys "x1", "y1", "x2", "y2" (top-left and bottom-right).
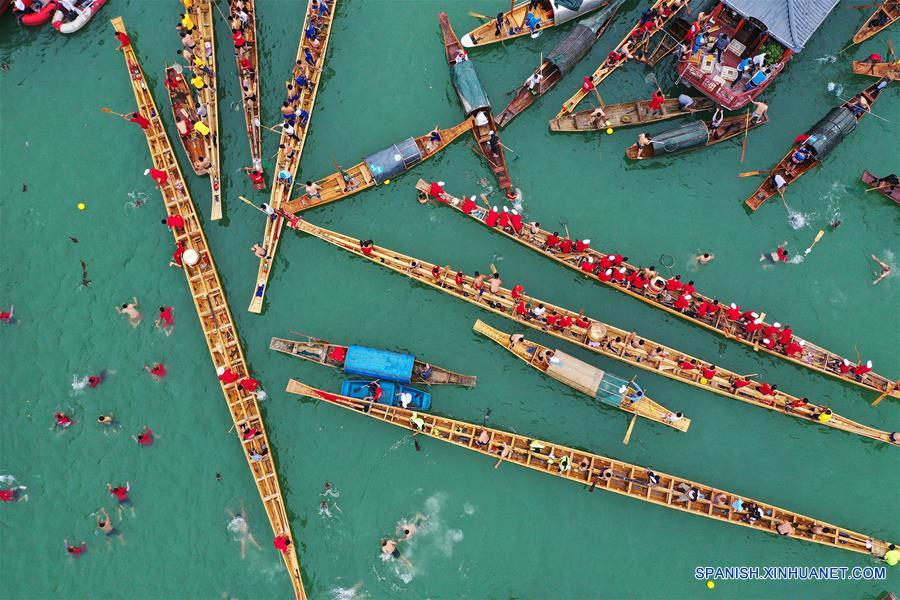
[
  {"x1": 363, "y1": 137, "x2": 424, "y2": 185},
  {"x1": 343, "y1": 345, "x2": 415, "y2": 383}
]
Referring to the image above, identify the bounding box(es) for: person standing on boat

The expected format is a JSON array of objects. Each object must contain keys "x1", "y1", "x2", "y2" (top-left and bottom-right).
[
  {"x1": 710, "y1": 107, "x2": 725, "y2": 139},
  {"x1": 648, "y1": 90, "x2": 665, "y2": 116},
  {"x1": 636, "y1": 133, "x2": 652, "y2": 158},
  {"x1": 494, "y1": 12, "x2": 504, "y2": 37},
  {"x1": 743, "y1": 67, "x2": 771, "y2": 92},
  {"x1": 526, "y1": 71, "x2": 543, "y2": 94},
  {"x1": 750, "y1": 100, "x2": 768, "y2": 124},
  {"x1": 732, "y1": 56, "x2": 753, "y2": 88},
  {"x1": 677, "y1": 94, "x2": 695, "y2": 111},
  {"x1": 488, "y1": 131, "x2": 501, "y2": 157}
]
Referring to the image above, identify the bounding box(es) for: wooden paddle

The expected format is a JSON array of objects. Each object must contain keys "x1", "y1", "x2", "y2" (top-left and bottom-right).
[
  {"x1": 622, "y1": 414, "x2": 638, "y2": 445},
  {"x1": 100, "y1": 107, "x2": 128, "y2": 118},
  {"x1": 804, "y1": 230, "x2": 826, "y2": 255},
  {"x1": 889, "y1": 40, "x2": 895, "y2": 60},
  {"x1": 239, "y1": 195, "x2": 267, "y2": 215},
  {"x1": 739, "y1": 109, "x2": 751, "y2": 162},
  {"x1": 468, "y1": 11, "x2": 492, "y2": 20},
  {"x1": 865, "y1": 182, "x2": 890, "y2": 192},
  {"x1": 849, "y1": 2, "x2": 877, "y2": 9},
  {"x1": 871, "y1": 383, "x2": 895, "y2": 407},
  {"x1": 212, "y1": 0, "x2": 230, "y2": 24},
  {"x1": 739, "y1": 169, "x2": 769, "y2": 177}
]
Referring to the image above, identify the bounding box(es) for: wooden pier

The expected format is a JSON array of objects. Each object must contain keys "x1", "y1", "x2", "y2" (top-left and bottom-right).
[{"x1": 111, "y1": 17, "x2": 306, "y2": 598}]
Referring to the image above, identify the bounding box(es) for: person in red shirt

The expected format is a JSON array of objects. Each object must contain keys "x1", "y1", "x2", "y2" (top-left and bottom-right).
[
  {"x1": 701, "y1": 365, "x2": 717, "y2": 381},
  {"x1": 682, "y1": 280, "x2": 696, "y2": 296},
  {"x1": 575, "y1": 313, "x2": 591, "y2": 329},
  {"x1": 162, "y1": 214, "x2": 185, "y2": 230},
  {"x1": 598, "y1": 268, "x2": 613, "y2": 282},
  {"x1": 761, "y1": 337, "x2": 777, "y2": 350},
  {"x1": 784, "y1": 340, "x2": 803, "y2": 356},
  {"x1": 170, "y1": 242, "x2": 186, "y2": 268},
  {"x1": 665, "y1": 275, "x2": 682, "y2": 293},
  {"x1": 359, "y1": 239, "x2": 374, "y2": 257},
  {"x1": 744, "y1": 319, "x2": 763, "y2": 335},
  {"x1": 65, "y1": 541, "x2": 87, "y2": 558},
  {"x1": 232, "y1": 28, "x2": 246, "y2": 48},
  {"x1": 837, "y1": 359, "x2": 852, "y2": 375},
  {"x1": 632, "y1": 272, "x2": 649, "y2": 291},
  {"x1": 612, "y1": 267, "x2": 627, "y2": 283},
  {"x1": 273, "y1": 534, "x2": 292, "y2": 553},
  {"x1": 146, "y1": 168, "x2": 168, "y2": 189},
  {"x1": 674, "y1": 294, "x2": 691, "y2": 311},
  {"x1": 0, "y1": 305, "x2": 13, "y2": 323},
  {"x1": 247, "y1": 169, "x2": 265, "y2": 187},
  {"x1": 575, "y1": 239, "x2": 590, "y2": 253},
  {"x1": 431, "y1": 265, "x2": 442, "y2": 281},
  {"x1": 543, "y1": 232, "x2": 561, "y2": 249},
  {"x1": 677, "y1": 358, "x2": 697, "y2": 371},
  {"x1": 55, "y1": 412, "x2": 73, "y2": 428},
  {"x1": 218, "y1": 367, "x2": 240, "y2": 384},
  {"x1": 454, "y1": 271, "x2": 465, "y2": 291},
  {"x1": 132, "y1": 425, "x2": 154, "y2": 446},
  {"x1": 762, "y1": 321, "x2": 780, "y2": 339},
  {"x1": 558, "y1": 315, "x2": 573, "y2": 329},
  {"x1": 108, "y1": 482, "x2": 131, "y2": 504},
  {"x1": 239, "y1": 54, "x2": 253, "y2": 71},
  {"x1": 778, "y1": 325, "x2": 793, "y2": 345},
  {"x1": 598, "y1": 255, "x2": 613, "y2": 269},
  {"x1": 156, "y1": 306, "x2": 175, "y2": 334},
  {"x1": 580, "y1": 258, "x2": 595, "y2": 273},
  {"x1": 88, "y1": 375, "x2": 103, "y2": 388},
  {"x1": 757, "y1": 382, "x2": 777, "y2": 396},
  {"x1": 648, "y1": 90, "x2": 665, "y2": 115},
  {"x1": 725, "y1": 303, "x2": 741, "y2": 322},
  {"x1": 581, "y1": 75, "x2": 595, "y2": 92},
  {"x1": 0, "y1": 488, "x2": 17, "y2": 502},
  {"x1": 239, "y1": 377, "x2": 260, "y2": 393},
  {"x1": 241, "y1": 423, "x2": 261, "y2": 439},
  {"x1": 145, "y1": 363, "x2": 167, "y2": 379},
  {"x1": 731, "y1": 376, "x2": 751, "y2": 391},
  {"x1": 126, "y1": 112, "x2": 150, "y2": 130},
  {"x1": 511, "y1": 284, "x2": 524, "y2": 299},
  {"x1": 114, "y1": 31, "x2": 131, "y2": 49},
  {"x1": 611, "y1": 254, "x2": 626, "y2": 266},
  {"x1": 786, "y1": 397, "x2": 809, "y2": 411},
  {"x1": 559, "y1": 239, "x2": 574, "y2": 253},
  {"x1": 515, "y1": 301, "x2": 527, "y2": 316},
  {"x1": 545, "y1": 313, "x2": 560, "y2": 328},
  {"x1": 852, "y1": 360, "x2": 873, "y2": 378}
]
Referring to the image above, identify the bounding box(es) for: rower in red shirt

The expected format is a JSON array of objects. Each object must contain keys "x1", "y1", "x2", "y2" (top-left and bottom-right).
[
  {"x1": 273, "y1": 535, "x2": 292, "y2": 553},
  {"x1": 648, "y1": 90, "x2": 665, "y2": 113},
  {"x1": 725, "y1": 303, "x2": 741, "y2": 321},
  {"x1": 611, "y1": 254, "x2": 626, "y2": 266},
  {"x1": 744, "y1": 319, "x2": 763, "y2": 335},
  {"x1": 757, "y1": 382, "x2": 776, "y2": 396},
  {"x1": 665, "y1": 275, "x2": 682, "y2": 293},
  {"x1": 239, "y1": 377, "x2": 260, "y2": 392},
  {"x1": 545, "y1": 314, "x2": 560, "y2": 327},
  {"x1": 582, "y1": 75, "x2": 595, "y2": 92},
  {"x1": 682, "y1": 281, "x2": 696, "y2": 296},
  {"x1": 731, "y1": 376, "x2": 751, "y2": 390},
  {"x1": 599, "y1": 255, "x2": 613, "y2": 269},
  {"x1": 162, "y1": 214, "x2": 185, "y2": 229},
  {"x1": 559, "y1": 239, "x2": 574, "y2": 253},
  {"x1": 232, "y1": 29, "x2": 246, "y2": 48},
  {"x1": 761, "y1": 337, "x2": 777, "y2": 350},
  {"x1": 511, "y1": 284, "x2": 524, "y2": 299},
  {"x1": 784, "y1": 340, "x2": 803, "y2": 356},
  {"x1": 678, "y1": 358, "x2": 696, "y2": 371},
  {"x1": 559, "y1": 315, "x2": 573, "y2": 329},
  {"x1": 239, "y1": 55, "x2": 253, "y2": 71},
  {"x1": 612, "y1": 267, "x2": 627, "y2": 283},
  {"x1": 632, "y1": 272, "x2": 649, "y2": 290},
  {"x1": 580, "y1": 258, "x2": 595, "y2": 273},
  {"x1": 361, "y1": 244, "x2": 373, "y2": 257},
  {"x1": 170, "y1": 243, "x2": 185, "y2": 267},
  {"x1": 544, "y1": 232, "x2": 561, "y2": 249},
  {"x1": 455, "y1": 271, "x2": 465, "y2": 289},
  {"x1": 852, "y1": 360, "x2": 873, "y2": 378},
  {"x1": 515, "y1": 301, "x2": 527, "y2": 316},
  {"x1": 674, "y1": 294, "x2": 691, "y2": 311},
  {"x1": 778, "y1": 325, "x2": 793, "y2": 345},
  {"x1": 114, "y1": 31, "x2": 131, "y2": 49},
  {"x1": 218, "y1": 367, "x2": 240, "y2": 384},
  {"x1": 598, "y1": 268, "x2": 613, "y2": 282},
  {"x1": 127, "y1": 112, "x2": 150, "y2": 130},
  {"x1": 837, "y1": 359, "x2": 852, "y2": 375},
  {"x1": 701, "y1": 365, "x2": 717, "y2": 380},
  {"x1": 762, "y1": 321, "x2": 780, "y2": 339},
  {"x1": 575, "y1": 239, "x2": 590, "y2": 252}
]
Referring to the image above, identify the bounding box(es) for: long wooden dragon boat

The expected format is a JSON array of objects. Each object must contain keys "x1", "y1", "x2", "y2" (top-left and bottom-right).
[
  {"x1": 291, "y1": 218, "x2": 899, "y2": 446},
  {"x1": 557, "y1": 0, "x2": 688, "y2": 116},
  {"x1": 861, "y1": 170, "x2": 900, "y2": 204},
  {"x1": 852, "y1": 59, "x2": 900, "y2": 80},
  {"x1": 625, "y1": 112, "x2": 767, "y2": 160},
  {"x1": 286, "y1": 379, "x2": 897, "y2": 561},
  {"x1": 550, "y1": 96, "x2": 712, "y2": 132},
  {"x1": 417, "y1": 179, "x2": 899, "y2": 401},
  {"x1": 164, "y1": 65, "x2": 208, "y2": 176},
  {"x1": 496, "y1": 0, "x2": 625, "y2": 128},
  {"x1": 269, "y1": 335, "x2": 477, "y2": 386},
  {"x1": 439, "y1": 12, "x2": 513, "y2": 191},
  {"x1": 744, "y1": 78, "x2": 891, "y2": 211},
  {"x1": 852, "y1": 0, "x2": 899, "y2": 44},
  {"x1": 111, "y1": 17, "x2": 307, "y2": 598},
  {"x1": 472, "y1": 319, "x2": 690, "y2": 439},
  {"x1": 248, "y1": 0, "x2": 337, "y2": 314},
  {"x1": 280, "y1": 119, "x2": 473, "y2": 215},
  {"x1": 231, "y1": 0, "x2": 264, "y2": 176},
  {"x1": 187, "y1": 0, "x2": 222, "y2": 220},
  {"x1": 459, "y1": 0, "x2": 608, "y2": 48}
]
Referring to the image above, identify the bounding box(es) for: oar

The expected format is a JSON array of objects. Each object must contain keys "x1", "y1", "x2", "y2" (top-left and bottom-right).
[
  {"x1": 100, "y1": 107, "x2": 128, "y2": 118},
  {"x1": 622, "y1": 414, "x2": 638, "y2": 445},
  {"x1": 871, "y1": 383, "x2": 895, "y2": 407},
  {"x1": 468, "y1": 11, "x2": 492, "y2": 20},
  {"x1": 212, "y1": 0, "x2": 231, "y2": 25},
  {"x1": 865, "y1": 182, "x2": 890, "y2": 193},
  {"x1": 739, "y1": 109, "x2": 751, "y2": 162},
  {"x1": 838, "y1": 40, "x2": 857, "y2": 54},
  {"x1": 849, "y1": 2, "x2": 878, "y2": 9},
  {"x1": 500, "y1": 142, "x2": 520, "y2": 159},
  {"x1": 804, "y1": 230, "x2": 826, "y2": 256},
  {"x1": 833, "y1": 95, "x2": 891, "y2": 122},
  {"x1": 739, "y1": 169, "x2": 769, "y2": 177},
  {"x1": 888, "y1": 40, "x2": 895, "y2": 60},
  {"x1": 239, "y1": 195, "x2": 267, "y2": 215}
]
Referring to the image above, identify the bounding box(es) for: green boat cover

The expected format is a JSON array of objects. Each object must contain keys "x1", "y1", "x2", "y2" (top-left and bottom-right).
[
  {"x1": 450, "y1": 60, "x2": 491, "y2": 116},
  {"x1": 649, "y1": 120, "x2": 709, "y2": 156},
  {"x1": 803, "y1": 107, "x2": 856, "y2": 160}
]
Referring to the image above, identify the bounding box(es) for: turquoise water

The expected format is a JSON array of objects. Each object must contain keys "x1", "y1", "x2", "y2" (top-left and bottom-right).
[{"x1": 1, "y1": 1, "x2": 897, "y2": 598}]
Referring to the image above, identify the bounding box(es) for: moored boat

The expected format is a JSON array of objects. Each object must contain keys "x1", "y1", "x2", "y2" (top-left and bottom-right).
[
  {"x1": 439, "y1": 12, "x2": 513, "y2": 190},
  {"x1": 852, "y1": 59, "x2": 900, "y2": 80},
  {"x1": 677, "y1": 0, "x2": 838, "y2": 111},
  {"x1": 418, "y1": 178, "x2": 900, "y2": 401},
  {"x1": 341, "y1": 380, "x2": 432, "y2": 411},
  {"x1": 460, "y1": 0, "x2": 608, "y2": 48},
  {"x1": 51, "y1": 0, "x2": 106, "y2": 33},
  {"x1": 293, "y1": 218, "x2": 900, "y2": 444},
  {"x1": 861, "y1": 170, "x2": 900, "y2": 204},
  {"x1": 472, "y1": 319, "x2": 690, "y2": 437},
  {"x1": 164, "y1": 65, "x2": 210, "y2": 176},
  {"x1": 287, "y1": 378, "x2": 898, "y2": 561},
  {"x1": 549, "y1": 96, "x2": 712, "y2": 132},
  {"x1": 281, "y1": 119, "x2": 473, "y2": 214},
  {"x1": 496, "y1": 0, "x2": 625, "y2": 128},
  {"x1": 852, "y1": 0, "x2": 899, "y2": 44},
  {"x1": 744, "y1": 78, "x2": 890, "y2": 211},
  {"x1": 269, "y1": 336, "x2": 477, "y2": 386},
  {"x1": 557, "y1": 0, "x2": 688, "y2": 116},
  {"x1": 625, "y1": 112, "x2": 766, "y2": 159}
]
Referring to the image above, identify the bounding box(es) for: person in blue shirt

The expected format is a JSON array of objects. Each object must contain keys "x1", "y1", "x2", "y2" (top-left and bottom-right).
[
  {"x1": 713, "y1": 33, "x2": 730, "y2": 62},
  {"x1": 305, "y1": 23, "x2": 317, "y2": 41},
  {"x1": 733, "y1": 56, "x2": 753, "y2": 87},
  {"x1": 304, "y1": 48, "x2": 315, "y2": 66},
  {"x1": 524, "y1": 11, "x2": 540, "y2": 33},
  {"x1": 743, "y1": 67, "x2": 771, "y2": 91},
  {"x1": 691, "y1": 32, "x2": 706, "y2": 56}
]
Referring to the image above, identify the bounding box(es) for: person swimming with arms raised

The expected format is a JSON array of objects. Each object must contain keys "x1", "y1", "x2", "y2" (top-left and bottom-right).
[{"x1": 227, "y1": 505, "x2": 261, "y2": 559}]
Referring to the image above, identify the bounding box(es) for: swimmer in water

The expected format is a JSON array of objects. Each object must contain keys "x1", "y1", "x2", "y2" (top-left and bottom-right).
[
  {"x1": 96, "y1": 507, "x2": 123, "y2": 544},
  {"x1": 0, "y1": 305, "x2": 14, "y2": 324},
  {"x1": 65, "y1": 540, "x2": 87, "y2": 558},
  {"x1": 98, "y1": 414, "x2": 115, "y2": 426},
  {"x1": 54, "y1": 412, "x2": 73, "y2": 429},
  {"x1": 695, "y1": 252, "x2": 715, "y2": 265},
  {"x1": 115, "y1": 297, "x2": 142, "y2": 326},
  {"x1": 379, "y1": 539, "x2": 411, "y2": 566},
  {"x1": 319, "y1": 500, "x2": 332, "y2": 517},
  {"x1": 871, "y1": 255, "x2": 892, "y2": 285},
  {"x1": 227, "y1": 506, "x2": 261, "y2": 559},
  {"x1": 322, "y1": 481, "x2": 338, "y2": 497},
  {"x1": 398, "y1": 513, "x2": 427, "y2": 540}
]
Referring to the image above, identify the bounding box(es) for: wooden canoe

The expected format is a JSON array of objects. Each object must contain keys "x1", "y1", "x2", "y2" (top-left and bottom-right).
[
  {"x1": 459, "y1": 0, "x2": 607, "y2": 48},
  {"x1": 496, "y1": 0, "x2": 624, "y2": 128},
  {"x1": 852, "y1": 0, "x2": 899, "y2": 44},
  {"x1": 472, "y1": 319, "x2": 690, "y2": 435},
  {"x1": 269, "y1": 336, "x2": 477, "y2": 386},
  {"x1": 287, "y1": 379, "x2": 897, "y2": 560},
  {"x1": 164, "y1": 65, "x2": 208, "y2": 176},
  {"x1": 248, "y1": 0, "x2": 337, "y2": 314},
  {"x1": 419, "y1": 179, "x2": 900, "y2": 401},
  {"x1": 852, "y1": 59, "x2": 900, "y2": 80},
  {"x1": 111, "y1": 17, "x2": 307, "y2": 599},
  {"x1": 281, "y1": 119, "x2": 473, "y2": 214},
  {"x1": 861, "y1": 170, "x2": 900, "y2": 204},
  {"x1": 293, "y1": 218, "x2": 900, "y2": 445},
  {"x1": 231, "y1": 0, "x2": 264, "y2": 176},
  {"x1": 549, "y1": 96, "x2": 713, "y2": 132},
  {"x1": 557, "y1": 0, "x2": 688, "y2": 116},
  {"x1": 187, "y1": 0, "x2": 222, "y2": 220},
  {"x1": 745, "y1": 78, "x2": 891, "y2": 211},
  {"x1": 625, "y1": 112, "x2": 767, "y2": 160},
  {"x1": 640, "y1": 15, "x2": 689, "y2": 67},
  {"x1": 440, "y1": 13, "x2": 512, "y2": 190}
]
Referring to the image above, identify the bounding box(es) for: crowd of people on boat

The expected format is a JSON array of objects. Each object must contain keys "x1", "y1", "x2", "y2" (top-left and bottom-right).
[{"x1": 228, "y1": 0, "x2": 265, "y2": 179}]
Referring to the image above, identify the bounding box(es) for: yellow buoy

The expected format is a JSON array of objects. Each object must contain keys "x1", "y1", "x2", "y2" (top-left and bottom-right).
[
  {"x1": 77, "y1": 203, "x2": 86, "y2": 210},
  {"x1": 385, "y1": 179, "x2": 391, "y2": 185},
  {"x1": 700, "y1": 377, "x2": 709, "y2": 384},
  {"x1": 606, "y1": 128, "x2": 614, "y2": 135},
  {"x1": 706, "y1": 581, "x2": 715, "y2": 589}
]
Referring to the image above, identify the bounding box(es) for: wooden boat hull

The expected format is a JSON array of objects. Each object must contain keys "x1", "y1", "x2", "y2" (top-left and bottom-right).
[
  {"x1": 745, "y1": 79, "x2": 891, "y2": 211},
  {"x1": 625, "y1": 113, "x2": 766, "y2": 160},
  {"x1": 550, "y1": 97, "x2": 712, "y2": 132},
  {"x1": 852, "y1": 0, "x2": 899, "y2": 44},
  {"x1": 165, "y1": 66, "x2": 208, "y2": 176},
  {"x1": 640, "y1": 16, "x2": 689, "y2": 66},
  {"x1": 294, "y1": 218, "x2": 900, "y2": 441},
  {"x1": 418, "y1": 179, "x2": 900, "y2": 401},
  {"x1": 269, "y1": 336, "x2": 477, "y2": 386},
  {"x1": 852, "y1": 60, "x2": 900, "y2": 80},
  {"x1": 232, "y1": 0, "x2": 264, "y2": 173},
  {"x1": 288, "y1": 379, "x2": 897, "y2": 560},
  {"x1": 472, "y1": 319, "x2": 690, "y2": 434},
  {"x1": 472, "y1": 111, "x2": 513, "y2": 189},
  {"x1": 861, "y1": 170, "x2": 900, "y2": 204},
  {"x1": 281, "y1": 119, "x2": 473, "y2": 214},
  {"x1": 341, "y1": 380, "x2": 432, "y2": 411},
  {"x1": 497, "y1": 62, "x2": 561, "y2": 128},
  {"x1": 459, "y1": 0, "x2": 607, "y2": 48}
]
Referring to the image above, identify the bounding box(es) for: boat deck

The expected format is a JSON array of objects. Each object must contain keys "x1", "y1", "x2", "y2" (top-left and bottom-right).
[
  {"x1": 111, "y1": 17, "x2": 306, "y2": 599},
  {"x1": 232, "y1": 0, "x2": 264, "y2": 170},
  {"x1": 189, "y1": 0, "x2": 222, "y2": 219},
  {"x1": 287, "y1": 380, "x2": 895, "y2": 560}
]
